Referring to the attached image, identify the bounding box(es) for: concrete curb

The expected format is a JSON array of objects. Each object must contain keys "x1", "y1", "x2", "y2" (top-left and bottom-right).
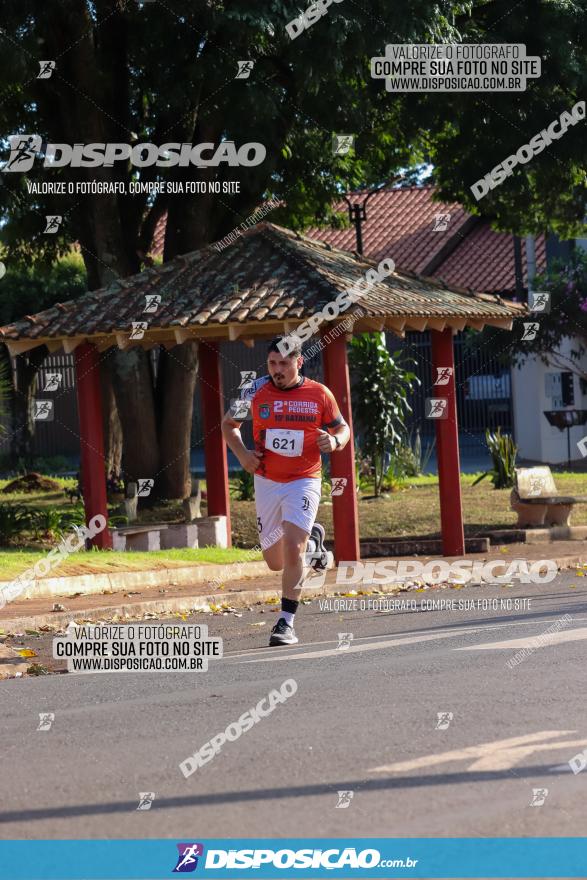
[
  {"x1": 1, "y1": 552, "x2": 584, "y2": 634},
  {"x1": 0, "y1": 585, "x2": 317, "y2": 634},
  {"x1": 0, "y1": 560, "x2": 270, "y2": 601}
]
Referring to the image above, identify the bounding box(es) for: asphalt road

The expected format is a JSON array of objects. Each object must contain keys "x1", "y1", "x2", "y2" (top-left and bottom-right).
[{"x1": 1, "y1": 572, "x2": 586, "y2": 840}]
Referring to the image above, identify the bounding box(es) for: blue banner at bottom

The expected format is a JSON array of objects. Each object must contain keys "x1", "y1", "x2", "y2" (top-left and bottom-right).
[{"x1": 1, "y1": 838, "x2": 586, "y2": 879}]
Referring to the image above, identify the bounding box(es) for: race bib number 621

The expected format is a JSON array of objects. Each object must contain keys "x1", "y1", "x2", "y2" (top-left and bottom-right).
[{"x1": 265, "y1": 428, "x2": 304, "y2": 457}]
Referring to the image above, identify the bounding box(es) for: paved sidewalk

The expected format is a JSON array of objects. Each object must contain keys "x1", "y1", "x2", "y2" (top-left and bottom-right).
[{"x1": 0, "y1": 540, "x2": 585, "y2": 633}]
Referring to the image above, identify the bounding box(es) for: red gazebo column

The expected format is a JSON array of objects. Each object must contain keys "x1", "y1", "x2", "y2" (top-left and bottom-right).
[
  {"x1": 430, "y1": 328, "x2": 465, "y2": 556},
  {"x1": 74, "y1": 342, "x2": 111, "y2": 549},
  {"x1": 199, "y1": 341, "x2": 232, "y2": 546},
  {"x1": 321, "y1": 330, "x2": 360, "y2": 563}
]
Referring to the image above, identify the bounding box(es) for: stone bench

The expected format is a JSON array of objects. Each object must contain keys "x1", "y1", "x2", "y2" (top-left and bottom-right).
[
  {"x1": 110, "y1": 517, "x2": 227, "y2": 551},
  {"x1": 111, "y1": 524, "x2": 168, "y2": 552},
  {"x1": 510, "y1": 466, "x2": 587, "y2": 527}
]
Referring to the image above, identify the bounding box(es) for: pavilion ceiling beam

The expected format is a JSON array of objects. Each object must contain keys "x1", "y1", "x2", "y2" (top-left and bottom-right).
[
  {"x1": 467, "y1": 319, "x2": 486, "y2": 331},
  {"x1": 488, "y1": 317, "x2": 514, "y2": 330},
  {"x1": 450, "y1": 318, "x2": 468, "y2": 331},
  {"x1": 115, "y1": 332, "x2": 135, "y2": 351},
  {"x1": 174, "y1": 328, "x2": 195, "y2": 345},
  {"x1": 4, "y1": 338, "x2": 48, "y2": 356},
  {"x1": 242, "y1": 338, "x2": 256, "y2": 348},
  {"x1": 358, "y1": 317, "x2": 386, "y2": 332},
  {"x1": 62, "y1": 337, "x2": 86, "y2": 354},
  {"x1": 228, "y1": 324, "x2": 245, "y2": 341},
  {"x1": 387, "y1": 318, "x2": 406, "y2": 337},
  {"x1": 93, "y1": 336, "x2": 118, "y2": 352},
  {"x1": 427, "y1": 318, "x2": 447, "y2": 332},
  {"x1": 46, "y1": 340, "x2": 64, "y2": 354},
  {"x1": 404, "y1": 316, "x2": 428, "y2": 331}
]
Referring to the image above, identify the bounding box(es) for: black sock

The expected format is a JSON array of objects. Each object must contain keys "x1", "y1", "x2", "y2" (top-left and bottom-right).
[{"x1": 281, "y1": 597, "x2": 299, "y2": 626}]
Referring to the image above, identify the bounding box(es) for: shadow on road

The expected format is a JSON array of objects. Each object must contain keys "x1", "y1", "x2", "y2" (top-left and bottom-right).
[{"x1": 0, "y1": 762, "x2": 575, "y2": 824}]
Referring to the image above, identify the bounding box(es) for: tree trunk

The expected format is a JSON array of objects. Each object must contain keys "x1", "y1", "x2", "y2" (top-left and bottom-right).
[
  {"x1": 41, "y1": 4, "x2": 204, "y2": 500},
  {"x1": 100, "y1": 356, "x2": 123, "y2": 477},
  {"x1": 109, "y1": 348, "x2": 160, "y2": 485},
  {"x1": 10, "y1": 348, "x2": 47, "y2": 468},
  {"x1": 157, "y1": 342, "x2": 199, "y2": 499}
]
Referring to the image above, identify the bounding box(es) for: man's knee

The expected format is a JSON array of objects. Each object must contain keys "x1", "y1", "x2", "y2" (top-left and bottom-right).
[
  {"x1": 262, "y1": 544, "x2": 284, "y2": 571},
  {"x1": 264, "y1": 556, "x2": 283, "y2": 572}
]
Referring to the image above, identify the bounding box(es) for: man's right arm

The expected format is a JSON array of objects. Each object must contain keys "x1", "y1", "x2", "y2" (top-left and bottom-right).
[{"x1": 221, "y1": 411, "x2": 263, "y2": 474}]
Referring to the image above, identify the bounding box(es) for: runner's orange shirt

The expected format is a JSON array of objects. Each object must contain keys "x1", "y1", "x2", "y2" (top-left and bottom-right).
[{"x1": 248, "y1": 376, "x2": 344, "y2": 483}]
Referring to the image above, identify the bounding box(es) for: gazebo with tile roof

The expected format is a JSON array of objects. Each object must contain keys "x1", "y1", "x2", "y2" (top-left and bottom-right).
[{"x1": 0, "y1": 223, "x2": 525, "y2": 560}]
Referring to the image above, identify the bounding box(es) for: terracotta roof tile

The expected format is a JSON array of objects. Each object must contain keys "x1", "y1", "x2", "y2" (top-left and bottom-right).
[
  {"x1": 304, "y1": 186, "x2": 546, "y2": 293},
  {"x1": 1, "y1": 223, "x2": 524, "y2": 350}
]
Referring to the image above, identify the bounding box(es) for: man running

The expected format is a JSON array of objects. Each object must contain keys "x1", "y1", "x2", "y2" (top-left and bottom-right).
[{"x1": 221, "y1": 336, "x2": 350, "y2": 646}]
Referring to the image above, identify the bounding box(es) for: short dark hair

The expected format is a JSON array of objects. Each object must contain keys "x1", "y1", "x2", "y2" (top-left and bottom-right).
[{"x1": 267, "y1": 335, "x2": 302, "y2": 358}]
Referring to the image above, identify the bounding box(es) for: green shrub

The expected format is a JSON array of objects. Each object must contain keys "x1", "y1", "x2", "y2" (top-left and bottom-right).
[
  {"x1": 392, "y1": 429, "x2": 436, "y2": 478},
  {"x1": 350, "y1": 334, "x2": 419, "y2": 496},
  {"x1": 473, "y1": 428, "x2": 518, "y2": 489},
  {"x1": 0, "y1": 504, "x2": 35, "y2": 545},
  {"x1": 233, "y1": 469, "x2": 255, "y2": 501},
  {"x1": 32, "y1": 505, "x2": 86, "y2": 540}
]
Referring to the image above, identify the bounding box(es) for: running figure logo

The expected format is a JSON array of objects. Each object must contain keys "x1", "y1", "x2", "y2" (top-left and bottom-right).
[
  {"x1": 433, "y1": 213, "x2": 451, "y2": 231},
  {"x1": 44, "y1": 215, "x2": 62, "y2": 233},
  {"x1": 527, "y1": 475, "x2": 546, "y2": 497},
  {"x1": 37, "y1": 61, "x2": 56, "y2": 79},
  {"x1": 37, "y1": 713, "x2": 55, "y2": 731},
  {"x1": 3, "y1": 135, "x2": 42, "y2": 172},
  {"x1": 173, "y1": 843, "x2": 204, "y2": 872},
  {"x1": 130, "y1": 321, "x2": 148, "y2": 340},
  {"x1": 136, "y1": 792, "x2": 156, "y2": 811},
  {"x1": 522, "y1": 322, "x2": 539, "y2": 341},
  {"x1": 332, "y1": 134, "x2": 354, "y2": 155},
  {"x1": 335, "y1": 790, "x2": 354, "y2": 808},
  {"x1": 33, "y1": 400, "x2": 54, "y2": 421},
  {"x1": 337, "y1": 633, "x2": 353, "y2": 651},
  {"x1": 425, "y1": 398, "x2": 448, "y2": 419},
  {"x1": 144, "y1": 294, "x2": 161, "y2": 313},
  {"x1": 43, "y1": 372, "x2": 62, "y2": 391},
  {"x1": 137, "y1": 478, "x2": 154, "y2": 497},
  {"x1": 529, "y1": 788, "x2": 549, "y2": 807},
  {"x1": 230, "y1": 399, "x2": 251, "y2": 421},
  {"x1": 529, "y1": 292, "x2": 550, "y2": 313},
  {"x1": 239, "y1": 370, "x2": 257, "y2": 388},
  {"x1": 236, "y1": 61, "x2": 254, "y2": 79},
  {"x1": 330, "y1": 477, "x2": 347, "y2": 496},
  {"x1": 435, "y1": 712, "x2": 454, "y2": 730},
  {"x1": 433, "y1": 367, "x2": 453, "y2": 386}
]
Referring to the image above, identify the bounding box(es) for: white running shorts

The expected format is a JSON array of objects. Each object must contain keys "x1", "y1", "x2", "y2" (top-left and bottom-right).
[{"x1": 254, "y1": 474, "x2": 322, "y2": 550}]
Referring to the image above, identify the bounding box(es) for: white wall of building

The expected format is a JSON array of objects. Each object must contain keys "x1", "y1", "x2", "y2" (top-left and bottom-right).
[{"x1": 512, "y1": 336, "x2": 587, "y2": 464}]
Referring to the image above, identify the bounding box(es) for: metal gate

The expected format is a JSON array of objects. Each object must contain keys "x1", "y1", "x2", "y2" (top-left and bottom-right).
[{"x1": 393, "y1": 330, "x2": 513, "y2": 470}]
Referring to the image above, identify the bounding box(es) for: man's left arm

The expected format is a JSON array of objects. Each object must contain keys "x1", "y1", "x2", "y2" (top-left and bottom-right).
[{"x1": 316, "y1": 388, "x2": 350, "y2": 453}]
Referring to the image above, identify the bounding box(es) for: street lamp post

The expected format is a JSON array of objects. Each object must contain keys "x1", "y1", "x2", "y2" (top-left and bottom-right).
[{"x1": 342, "y1": 177, "x2": 402, "y2": 255}]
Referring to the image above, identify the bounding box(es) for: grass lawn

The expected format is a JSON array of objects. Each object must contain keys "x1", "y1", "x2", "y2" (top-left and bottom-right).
[
  {"x1": 0, "y1": 546, "x2": 263, "y2": 581},
  {"x1": 2, "y1": 471, "x2": 587, "y2": 581},
  {"x1": 226, "y1": 472, "x2": 587, "y2": 546}
]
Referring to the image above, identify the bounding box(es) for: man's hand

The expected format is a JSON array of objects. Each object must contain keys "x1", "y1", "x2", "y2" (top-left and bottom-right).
[
  {"x1": 240, "y1": 449, "x2": 264, "y2": 474},
  {"x1": 316, "y1": 428, "x2": 337, "y2": 453}
]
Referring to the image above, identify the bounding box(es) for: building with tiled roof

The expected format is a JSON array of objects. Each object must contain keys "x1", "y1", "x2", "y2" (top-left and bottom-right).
[
  {"x1": 305, "y1": 186, "x2": 546, "y2": 295},
  {"x1": 150, "y1": 186, "x2": 546, "y2": 296}
]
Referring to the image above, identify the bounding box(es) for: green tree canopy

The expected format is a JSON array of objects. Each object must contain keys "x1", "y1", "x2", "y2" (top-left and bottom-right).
[{"x1": 0, "y1": 0, "x2": 584, "y2": 497}]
